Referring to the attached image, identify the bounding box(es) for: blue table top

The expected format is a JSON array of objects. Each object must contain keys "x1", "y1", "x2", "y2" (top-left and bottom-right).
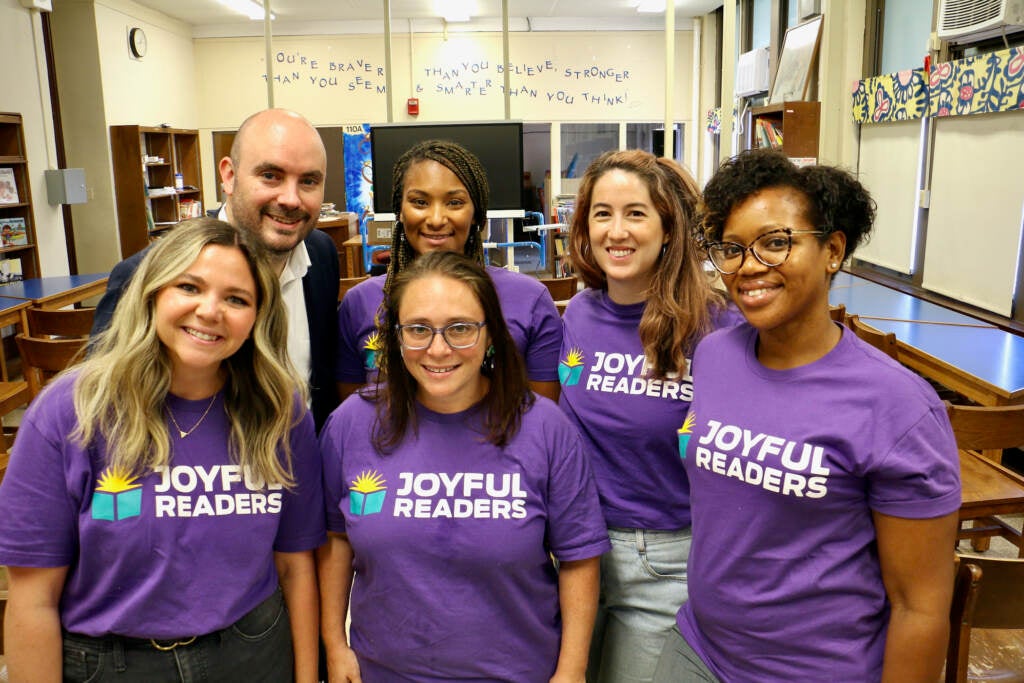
[
  {"x1": 0, "y1": 296, "x2": 28, "y2": 313},
  {"x1": 830, "y1": 274, "x2": 1024, "y2": 396},
  {"x1": 0, "y1": 273, "x2": 108, "y2": 301}
]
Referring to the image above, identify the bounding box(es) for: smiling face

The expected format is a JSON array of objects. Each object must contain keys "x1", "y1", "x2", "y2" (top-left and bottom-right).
[
  {"x1": 721, "y1": 186, "x2": 844, "y2": 339},
  {"x1": 587, "y1": 168, "x2": 667, "y2": 304},
  {"x1": 397, "y1": 274, "x2": 490, "y2": 414},
  {"x1": 399, "y1": 160, "x2": 476, "y2": 256},
  {"x1": 155, "y1": 244, "x2": 258, "y2": 394},
  {"x1": 219, "y1": 111, "x2": 326, "y2": 266}
]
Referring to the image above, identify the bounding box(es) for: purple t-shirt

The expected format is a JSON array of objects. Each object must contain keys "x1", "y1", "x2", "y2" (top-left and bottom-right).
[
  {"x1": 558, "y1": 288, "x2": 741, "y2": 530},
  {"x1": 335, "y1": 267, "x2": 561, "y2": 384},
  {"x1": 320, "y1": 394, "x2": 610, "y2": 682},
  {"x1": 0, "y1": 374, "x2": 325, "y2": 639},
  {"x1": 677, "y1": 323, "x2": 961, "y2": 682}
]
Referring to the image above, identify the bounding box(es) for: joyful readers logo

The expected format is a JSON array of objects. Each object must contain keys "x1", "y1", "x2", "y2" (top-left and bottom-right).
[
  {"x1": 558, "y1": 348, "x2": 585, "y2": 386},
  {"x1": 350, "y1": 470, "x2": 387, "y2": 516},
  {"x1": 678, "y1": 412, "x2": 696, "y2": 459},
  {"x1": 363, "y1": 331, "x2": 382, "y2": 370},
  {"x1": 92, "y1": 467, "x2": 143, "y2": 521}
]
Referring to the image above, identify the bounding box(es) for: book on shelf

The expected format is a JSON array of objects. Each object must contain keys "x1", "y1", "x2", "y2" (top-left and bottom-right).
[
  {"x1": 0, "y1": 217, "x2": 27, "y2": 246},
  {"x1": 178, "y1": 198, "x2": 202, "y2": 220},
  {"x1": 757, "y1": 119, "x2": 783, "y2": 149},
  {"x1": 0, "y1": 258, "x2": 23, "y2": 283},
  {"x1": 554, "y1": 237, "x2": 566, "y2": 256},
  {"x1": 0, "y1": 168, "x2": 19, "y2": 204}
]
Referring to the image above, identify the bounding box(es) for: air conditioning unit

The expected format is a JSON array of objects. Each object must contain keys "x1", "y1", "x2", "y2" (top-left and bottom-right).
[
  {"x1": 735, "y1": 47, "x2": 770, "y2": 98},
  {"x1": 937, "y1": 0, "x2": 1024, "y2": 43}
]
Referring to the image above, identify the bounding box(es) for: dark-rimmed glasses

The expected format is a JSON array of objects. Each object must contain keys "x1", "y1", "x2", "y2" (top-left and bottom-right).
[
  {"x1": 705, "y1": 228, "x2": 826, "y2": 275},
  {"x1": 396, "y1": 321, "x2": 486, "y2": 350}
]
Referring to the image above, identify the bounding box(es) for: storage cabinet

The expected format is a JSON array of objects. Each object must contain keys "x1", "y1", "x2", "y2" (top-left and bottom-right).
[
  {"x1": 110, "y1": 125, "x2": 205, "y2": 258},
  {"x1": 748, "y1": 101, "x2": 820, "y2": 161},
  {"x1": 0, "y1": 113, "x2": 41, "y2": 281}
]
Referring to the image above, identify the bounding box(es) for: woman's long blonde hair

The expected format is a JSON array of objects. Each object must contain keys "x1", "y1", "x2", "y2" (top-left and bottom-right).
[{"x1": 72, "y1": 218, "x2": 305, "y2": 487}]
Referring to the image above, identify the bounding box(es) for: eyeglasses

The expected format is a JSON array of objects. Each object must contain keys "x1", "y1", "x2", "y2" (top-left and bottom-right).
[
  {"x1": 705, "y1": 228, "x2": 826, "y2": 275},
  {"x1": 395, "y1": 321, "x2": 486, "y2": 350}
]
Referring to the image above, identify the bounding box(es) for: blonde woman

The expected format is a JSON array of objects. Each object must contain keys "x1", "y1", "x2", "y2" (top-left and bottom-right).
[{"x1": 0, "y1": 218, "x2": 324, "y2": 682}]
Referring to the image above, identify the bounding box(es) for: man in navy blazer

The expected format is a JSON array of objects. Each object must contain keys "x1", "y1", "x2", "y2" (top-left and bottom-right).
[{"x1": 93, "y1": 109, "x2": 340, "y2": 430}]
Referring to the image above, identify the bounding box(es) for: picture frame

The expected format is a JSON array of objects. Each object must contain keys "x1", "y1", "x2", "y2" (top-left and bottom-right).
[{"x1": 768, "y1": 15, "x2": 824, "y2": 105}]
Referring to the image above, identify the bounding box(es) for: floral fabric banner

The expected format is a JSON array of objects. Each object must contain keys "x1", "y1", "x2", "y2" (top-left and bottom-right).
[
  {"x1": 851, "y1": 47, "x2": 1024, "y2": 123},
  {"x1": 929, "y1": 46, "x2": 1024, "y2": 117},
  {"x1": 851, "y1": 69, "x2": 928, "y2": 123}
]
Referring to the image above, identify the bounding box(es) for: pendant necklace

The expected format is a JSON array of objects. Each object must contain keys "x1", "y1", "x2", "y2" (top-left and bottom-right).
[{"x1": 166, "y1": 394, "x2": 218, "y2": 439}]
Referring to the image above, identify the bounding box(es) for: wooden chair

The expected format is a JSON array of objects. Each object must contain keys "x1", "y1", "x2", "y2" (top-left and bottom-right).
[
  {"x1": 828, "y1": 303, "x2": 846, "y2": 323},
  {"x1": 947, "y1": 401, "x2": 1024, "y2": 555},
  {"x1": 338, "y1": 275, "x2": 370, "y2": 302},
  {"x1": 25, "y1": 306, "x2": 95, "y2": 338},
  {"x1": 14, "y1": 334, "x2": 86, "y2": 400},
  {"x1": 538, "y1": 276, "x2": 578, "y2": 303},
  {"x1": 945, "y1": 555, "x2": 1024, "y2": 683},
  {"x1": 847, "y1": 314, "x2": 899, "y2": 360}
]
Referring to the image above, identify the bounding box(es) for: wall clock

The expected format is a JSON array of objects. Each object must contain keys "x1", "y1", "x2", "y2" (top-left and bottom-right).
[{"x1": 128, "y1": 27, "x2": 147, "y2": 59}]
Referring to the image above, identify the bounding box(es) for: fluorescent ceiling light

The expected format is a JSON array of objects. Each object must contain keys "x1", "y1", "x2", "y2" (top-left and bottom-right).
[
  {"x1": 635, "y1": 0, "x2": 665, "y2": 12},
  {"x1": 437, "y1": 0, "x2": 471, "y2": 22},
  {"x1": 218, "y1": 0, "x2": 275, "y2": 20}
]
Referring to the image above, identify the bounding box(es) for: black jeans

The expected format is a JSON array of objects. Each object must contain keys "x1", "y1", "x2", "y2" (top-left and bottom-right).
[{"x1": 62, "y1": 588, "x2": 293, "y2": 683}]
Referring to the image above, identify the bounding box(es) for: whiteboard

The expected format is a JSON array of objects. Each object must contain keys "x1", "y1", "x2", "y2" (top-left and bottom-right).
[
  {"x1": 856, "y1": 119, "x2": 922, "y2": 275},
  {"x1": 923, "y1": 113, "x2": 1024, "y2": 316}
]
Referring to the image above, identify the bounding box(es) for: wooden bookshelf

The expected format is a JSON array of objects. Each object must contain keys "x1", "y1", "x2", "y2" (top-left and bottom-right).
[
  {"x1": 0, "y1": 113, "x2": 41, "y2": 281},
  {"x1": 110, "y1": 125, "x2": 205, "y2": 257},
  {"x1": 749, "y1": 101, "x2": 820, "y2": 161}
]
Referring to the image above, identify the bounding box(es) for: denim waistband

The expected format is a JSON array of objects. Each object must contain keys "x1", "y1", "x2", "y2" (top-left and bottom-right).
[{"x1": 607, "y1": 526, "x2": 691, "y2": 541}]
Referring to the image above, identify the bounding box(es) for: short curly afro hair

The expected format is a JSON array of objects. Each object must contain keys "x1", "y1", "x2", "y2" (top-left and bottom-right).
[{"x1": 699, "y1": 149, "x2": 875, "y2": 263}]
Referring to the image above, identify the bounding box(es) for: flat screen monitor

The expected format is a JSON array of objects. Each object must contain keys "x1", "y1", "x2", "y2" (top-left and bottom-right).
[{"x1": 370, "y1": 121, "x2": 524, "y2": 215}]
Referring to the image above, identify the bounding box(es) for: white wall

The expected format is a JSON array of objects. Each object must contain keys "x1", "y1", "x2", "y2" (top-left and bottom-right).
[
  {"x1": 52, "y1": 0, "x2": 198, "y2": 272},
  {"x1": 0, "y1": 0, "x2": 70, "y2": 276}
]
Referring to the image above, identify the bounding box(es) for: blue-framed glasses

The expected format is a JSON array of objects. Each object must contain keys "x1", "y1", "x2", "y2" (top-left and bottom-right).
[{"x1": 395, "y1": 321, "x2": 486, "y2": 350}]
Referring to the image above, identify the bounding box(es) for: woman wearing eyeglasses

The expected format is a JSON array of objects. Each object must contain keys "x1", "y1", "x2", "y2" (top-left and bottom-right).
[
  {"x1": 654, "y1": 149, "x2": 960, "y2": 683},
  {"x1": 557, "y1": 150, "x2": 736, "y2": 683},
  {"x1": 319, "y1": 251, "x2": 610, "y2": 683}
]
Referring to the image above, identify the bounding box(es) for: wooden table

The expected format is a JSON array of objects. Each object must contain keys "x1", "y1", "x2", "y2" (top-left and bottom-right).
[
  {"x1": 0, "y1": 273, "x2": 109, "y2": 310},
  {"x1": 959, "y1": 448, "x2": 1024, "y2": 556},
  {"x1": 0, "y1": 296, "x2": 31, "y2": 381},
  {"x1": 830, "y1": 274, "x2": 1024, "y2": 407}
]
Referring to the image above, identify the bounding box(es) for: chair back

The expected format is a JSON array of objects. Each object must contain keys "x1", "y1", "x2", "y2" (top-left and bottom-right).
[
  {"x1": 847, "y1": 315, "x2": 899, "y2": 360},
  {"x1": 538, "y1": 276, "x2": 577, "y2": 302},
  {"x1": 15, "y1": 334, "x2": 87, "y2": 399},
  {"x1": 946, "y1": 402, "x2": 1024, "y2": 452},
  {"x1": 828, "y1": 303, "x2": 846, "y2": 323},
  {"x1": 946, "y1": 555, "x2": 1024, "y2": 683},
  {"x1": 26, "y1": 306, "x2": 95, "y2": 338},
  {"x1": 339, "y1": 275, "x2": 370, "y2": 302}
]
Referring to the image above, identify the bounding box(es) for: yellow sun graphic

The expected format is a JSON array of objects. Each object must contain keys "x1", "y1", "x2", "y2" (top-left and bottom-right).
[
  {"x1": 677, "y1": 412, "x2": 696, "y2": 435},
  {"x1": 364, "y1": 331, "x2": 382, "y2": 352},
  {"x1": 350, "y1": 470, "x2": 387, "y2": 493},
  {"x1": 95, "y1": 467, "x2": 142, "y2": 493},
  {"x1": 563, "y1": 347, "x2": 584, "y2": 367}
]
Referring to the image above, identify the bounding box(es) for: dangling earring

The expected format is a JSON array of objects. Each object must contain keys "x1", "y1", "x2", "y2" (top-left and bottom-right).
[{"x1": 480, "y1": 344, "x2": 496, "y2": 375}]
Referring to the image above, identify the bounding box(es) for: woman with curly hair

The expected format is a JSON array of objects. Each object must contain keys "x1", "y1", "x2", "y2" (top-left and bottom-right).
[
  {"x1": 558, "y1": 149, "x2": 736, "y2": 683},
  {"x1": 335, "y1": 139, "x2": 562, "y2": 402},
  {"x1": 655, "y1": 149, "x2": 960, "y2": 683},
  {"x1": 0, "y1": 218, "x2": 324, "y2": 682}
]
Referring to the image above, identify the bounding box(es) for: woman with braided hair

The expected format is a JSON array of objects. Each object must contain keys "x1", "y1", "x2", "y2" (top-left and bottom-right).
[{"x1": 335, "y1": 139, "x2": 562, "y2": 402}]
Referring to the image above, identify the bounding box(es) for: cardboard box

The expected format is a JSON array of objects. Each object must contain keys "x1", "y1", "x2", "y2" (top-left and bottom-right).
[{"x1": 366, "y1": 220, "x2": 394, "y2": 246}]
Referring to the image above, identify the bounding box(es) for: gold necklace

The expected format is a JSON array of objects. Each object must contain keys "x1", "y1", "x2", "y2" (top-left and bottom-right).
[{"x1": 166, "y1": 394, "x2": 218, "y2": 439}]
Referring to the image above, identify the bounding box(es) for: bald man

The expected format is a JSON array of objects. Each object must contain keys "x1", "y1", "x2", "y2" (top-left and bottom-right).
[{"x1": 93, "y1": 109, "x2": 340, "y2": 429}]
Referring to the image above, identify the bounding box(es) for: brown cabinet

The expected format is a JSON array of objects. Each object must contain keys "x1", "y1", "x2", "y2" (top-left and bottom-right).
[
  {"x1": 110, "y1": 125, "x2": 205, "y2": 257},
  {"x1": 749, "y1": 101, "x2": 820, "y2": 161},
  {"x1": 0, "y1": 113, "x2": 41, "y2": 281}
]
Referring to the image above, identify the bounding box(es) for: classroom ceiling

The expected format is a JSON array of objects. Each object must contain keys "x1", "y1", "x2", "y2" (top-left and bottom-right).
[{"x1": 130, "y1": 0, "x2": 724, "y2": 32}]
